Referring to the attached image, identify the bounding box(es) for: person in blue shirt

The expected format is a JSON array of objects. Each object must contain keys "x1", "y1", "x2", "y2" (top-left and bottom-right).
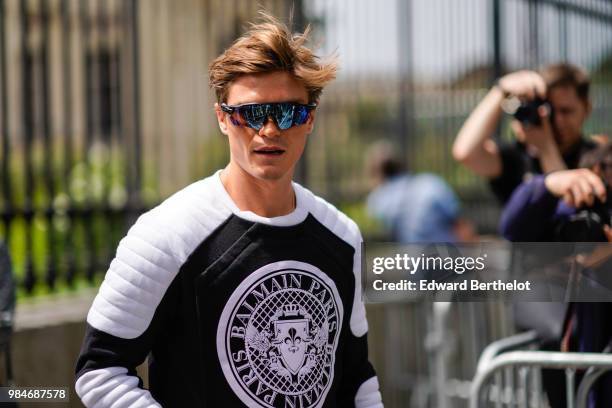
[{"x1": 366, "y1": 141, "x2": 474, "y2": 243}]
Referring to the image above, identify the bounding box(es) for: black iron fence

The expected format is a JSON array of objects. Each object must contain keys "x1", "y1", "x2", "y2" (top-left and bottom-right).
[
  {"x1": 1, "y1": 0, "x2": 612, "y2": 295},
  {"x1": 0, "y1": 0, "x2": 142, "y2": 294},
  {"x1": 0, "y1": 0, "x2": 298, "y2": 295}
]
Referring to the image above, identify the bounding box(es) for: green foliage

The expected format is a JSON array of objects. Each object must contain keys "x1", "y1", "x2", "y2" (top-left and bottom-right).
[
  {"x1": 2, "y1": 139, "x2": 159, "y2": 297},
  {"x1": 338, "y1": 201, "x2": 385, "y2": 238}
]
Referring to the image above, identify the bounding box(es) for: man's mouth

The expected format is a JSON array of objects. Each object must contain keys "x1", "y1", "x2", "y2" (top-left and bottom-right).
[{"x1": 253, "y1": 146, "x2": 286, "y2": 156}]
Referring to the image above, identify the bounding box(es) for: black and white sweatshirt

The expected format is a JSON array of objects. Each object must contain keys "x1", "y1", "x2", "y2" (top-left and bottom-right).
[{"x1": 75, "y1": 170, "x2": 383, "y2": 408}]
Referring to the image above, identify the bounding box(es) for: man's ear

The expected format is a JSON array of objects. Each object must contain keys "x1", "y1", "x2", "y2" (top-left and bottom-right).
[
  {"x1": 215, "y1": 103, "x2": 228, "y2": 135},
  {"x1": 306, "y1": 109, "x2": 316, "y2": 134}
]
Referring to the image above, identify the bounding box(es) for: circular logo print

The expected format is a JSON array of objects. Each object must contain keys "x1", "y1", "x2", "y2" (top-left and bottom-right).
[{"x1": 217, "y1": 261, "x2": 343, "y2": 408}]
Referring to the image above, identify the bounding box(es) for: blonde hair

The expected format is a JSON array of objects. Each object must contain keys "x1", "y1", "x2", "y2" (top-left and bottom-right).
[{"x1": 209, "y1": 13, "x2": 337, "y2": 103}]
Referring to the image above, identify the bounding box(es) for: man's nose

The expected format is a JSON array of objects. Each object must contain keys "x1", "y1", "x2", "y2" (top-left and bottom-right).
[
  {"x1": 259, "y1": 116, "x2": 281, "y2": 137},
  {"x1": 553, "y1": 114, "x2": 565, "y2": 127}
]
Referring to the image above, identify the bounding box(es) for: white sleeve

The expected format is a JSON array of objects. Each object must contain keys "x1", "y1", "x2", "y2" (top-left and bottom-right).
[
  {"x1": 355, "y1": 376, "x2": 384, "y2": 408},
  {"x1": 76, "y1": 368, "x2": 161, "y2": 408}
]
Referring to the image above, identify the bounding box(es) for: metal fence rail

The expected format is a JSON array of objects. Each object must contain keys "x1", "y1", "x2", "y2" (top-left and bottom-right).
[
  {"x1": 374, "y1": 299, "x2": 516, "y2": 408},
  {"x1": 470, "y1": 333, "x2": 612, "y2": 408}
]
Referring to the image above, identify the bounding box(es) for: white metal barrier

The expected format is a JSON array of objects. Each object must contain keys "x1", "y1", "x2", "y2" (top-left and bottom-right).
[{"x1": 470, "y1": 332, "x2": 612, "y2": 408}]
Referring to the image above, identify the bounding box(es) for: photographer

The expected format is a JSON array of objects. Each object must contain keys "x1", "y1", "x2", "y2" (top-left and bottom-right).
[
  {"x1": 500, "y1": 144, "x2": 612, "y2": 242},
  {"x1": 499, "y1": 144, "x2": 612, "y2": 407},
  {"x1": 453, "y1": 63, "x2": 598, "y2": 204}
]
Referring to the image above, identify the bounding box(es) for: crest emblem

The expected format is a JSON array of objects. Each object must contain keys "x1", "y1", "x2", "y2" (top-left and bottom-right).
[{"x1": 217, "y1": 261, "x2": 343, "y2": 408}]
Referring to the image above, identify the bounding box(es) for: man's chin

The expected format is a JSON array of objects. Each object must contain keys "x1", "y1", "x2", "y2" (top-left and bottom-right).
[
  {"x1": 555, "y1": 134, "x2": 581, "y2": 152},
  {"x1": 250, "y1": 166, "x2": 291, "y2": 182}
]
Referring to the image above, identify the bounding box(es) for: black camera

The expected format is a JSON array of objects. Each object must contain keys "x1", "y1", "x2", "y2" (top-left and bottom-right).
[
  {"x1": 555, "y1": 187, "x2": 612, "y2": 242},
  {"x1": 502, "y1": 97, "x2": 553, "y2": 127}
]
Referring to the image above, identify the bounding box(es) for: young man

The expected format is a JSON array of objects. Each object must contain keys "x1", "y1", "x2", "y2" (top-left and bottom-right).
[
  {"x1": 75, "y1": 16, "x2": 383, "y2": 408},
  {"x1": 452, "y1": 63, "x2": 597, "y2": 204}
]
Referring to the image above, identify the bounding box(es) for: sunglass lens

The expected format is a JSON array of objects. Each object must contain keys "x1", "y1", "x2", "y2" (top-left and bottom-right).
[
  {"x1": 240, "y1": 105, "x2": 267, "y2": 130},
  {"x1": 294, "y1": 105, "x2": 310, "y2": 125},
  {"x1": 275, "y1": 103, "x2": 295, "y2": 130}
]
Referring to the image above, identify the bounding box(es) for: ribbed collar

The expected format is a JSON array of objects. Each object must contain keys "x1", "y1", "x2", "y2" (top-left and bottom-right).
[{"x1": 211, "y1": 169, "x2": 309, "y2": 226}]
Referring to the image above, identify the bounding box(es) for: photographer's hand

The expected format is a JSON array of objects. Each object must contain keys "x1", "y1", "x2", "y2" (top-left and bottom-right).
[
  {"x1": 544, "y1": 169, "x2": 607, "y2": 208},
  {"x1": 518, "y1": 105, "x2": 566, "y2": 173},
  {"x1": 453, "y1": 70, "x2": 547, "y2": 179},
  {"x1": 497, "y1": 70, "x2": 546, "y2": 100}
]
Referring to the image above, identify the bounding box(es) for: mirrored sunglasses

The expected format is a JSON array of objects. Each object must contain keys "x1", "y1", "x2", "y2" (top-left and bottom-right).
[{"x1": 220, "y1": 102, "x2": 316, "y2": 131}]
